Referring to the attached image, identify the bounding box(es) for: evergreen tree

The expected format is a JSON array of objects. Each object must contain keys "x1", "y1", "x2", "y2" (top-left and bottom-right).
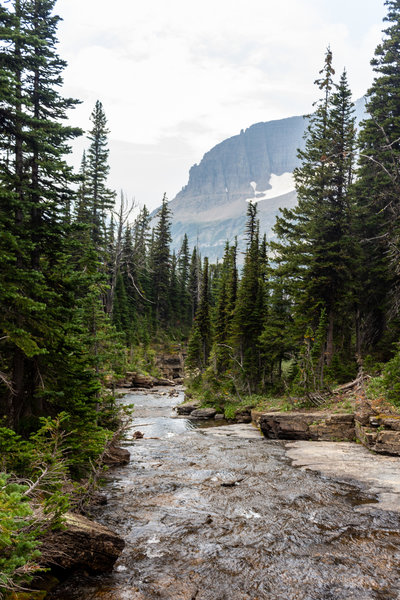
[
  {"x1": 0, "y1": 0, "x2": 83, "y2": 426},
  {"x1": 189, "y1": 246, "x2": 201, "y2": 320},
  {"x1": 259, "y1": 273, "x2": 293, "y2": 386},
  {"x1": 272, "y1": 50, "x2": 357, "y2": 383},
  {"x1": 74, "y1": 151, "x2": 91, "y2": 226},
  {"x1": 212, "y1": 241, "x2": 237, "y2": 374},
  {"x1": 132, "y1": 205, "x2": 152, "y2": 311},
  {"x1": 187, "y1": 257, "x2": 211, "y2": 371},
  {"x1": 86, "y1": 100, "x2": 115, "y2": 251},
  {"x1": 177, "y1": 234, "x2": 191, "y2": 329},
  {"x1": 169, "y1": 251, "x2": 180, "y2": 329},
  {"x1": 355, "y1": 0, "x2": 400, "y2": 353},
  {"x1": 150, "y1": 194, "x2": 172, "y2": 325},
  {"x1": 231, "y1": 202, "x2": 266, "y2": 392}
]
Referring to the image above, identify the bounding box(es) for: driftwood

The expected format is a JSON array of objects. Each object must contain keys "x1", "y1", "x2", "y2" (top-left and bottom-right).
[
  {"x1": 305, "y1": 392, "x2": 327, "y2": 407},
  {"x1": 333, "y1": 372, "x2": 371, "y2": 394}
]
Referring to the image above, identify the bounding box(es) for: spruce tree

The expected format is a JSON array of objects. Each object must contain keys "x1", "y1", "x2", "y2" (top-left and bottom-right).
[
  {"x1": 150, "y1": 194, "x2": 172, "y2": 325},
  {"x1": 86, "y1": 100, "x2": 115, "y2": 252},
  {"x1": 355, "y1": 0, "x2": 400, "y2": 353},
  {"x1": 212, "y1": 241, "x2": 237, "y2": 374},
  {"x1": 177, "y1": 234, "x2": 191, "y2": 329},
  {"x1": 189, "y1": 246, "x2": 201, "y2": 321},
  {"x1": 0, "y1": 0, "x2": 83, "y2": 426},
  {"x1": 272, "y1": 50, "x2": 357, "y2": 383},
  {"x1": 231, "y1": 202, "x2": 267, "y2": 392},
  {"x1": 187, "y1": 257, "x2": 211, "y2": 371}
]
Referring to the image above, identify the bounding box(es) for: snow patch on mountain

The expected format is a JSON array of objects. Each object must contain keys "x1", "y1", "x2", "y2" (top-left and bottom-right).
[{"x1": 247, "y1": 172, "x2": 295, "y2": 203}]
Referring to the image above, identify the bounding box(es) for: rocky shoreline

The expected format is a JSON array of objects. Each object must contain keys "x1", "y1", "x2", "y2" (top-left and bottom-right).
[
  {"x1": 177, "y1": 397, "x2": 400, "y2": 457},
  {"x1": 36, "y1": 382, "x2": 400, "y2": 598}
]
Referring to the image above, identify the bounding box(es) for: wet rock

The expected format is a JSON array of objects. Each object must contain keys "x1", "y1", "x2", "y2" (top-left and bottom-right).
[
  {"x1": 190, "y1": 408, "x2": 217, "y2": 419},
  {"x1": 103, "y1": 444, "x2": 130, "y2": 466},
  {"x1": 176, "y1": 402, "x2": 200, "y2": 415},
  {"x1": 132, "y1": 431, "x2": 144, "y2": 439},
  {"x1": 259, "y1": 412, "x2": 355, "y2": 441},
  {"x1": 42, "y1": 512, "x2": 125, "y2": 573},
  {"x1": 215, "y1": 413, "x2": 225, "y2": 420}
]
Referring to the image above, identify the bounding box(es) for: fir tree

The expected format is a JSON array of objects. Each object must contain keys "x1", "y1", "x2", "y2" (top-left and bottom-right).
[
  {"x1": 86, "y1": 100, "x2": 115, "y2": 251},
  {"x1": 355, "y1": 0, "x2": 400, "y2": 353},
  {"x1": 189, "y1": 246, "x2": 201, "y2": 320},
  {"x1": 272, "y1": 50, "x2": 357, "y2": 383},
  {"x1": 212, "y1": 241, "x2": 237, "y2": 374},
  {"x1": 231, "y1": 202, "x2": 266, "y2": 392},
  {"x1": 187, "y1": 257, "x2": 211, "y2": 371},
  {"x1": 150, "y1": 194, "x2": 172, "y2": 325},
  {"x1": 177, "y1": 234, "x2": 191, "y2": 329},
  {"x1": 0, "y1": 0, "x2": 83, "y2": 426}
]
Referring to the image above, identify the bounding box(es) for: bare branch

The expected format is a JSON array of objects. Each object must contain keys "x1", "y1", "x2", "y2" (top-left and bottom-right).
[
  {"x1": 0, "y1": 370, "x2": 14, "y2": 393},
  {"x1": 127, "y1": 268, "x2": 155, "y2": 304},
  {"x1": 358, "y1": 152, "x2": 397, "y2": 183}
]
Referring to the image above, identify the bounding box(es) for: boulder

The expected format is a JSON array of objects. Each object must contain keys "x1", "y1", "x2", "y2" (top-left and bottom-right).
[
  {"x1": 259, "y1": 412, "x2": 355, "y2": 442},
  {"x1": 176, "y1": 402, "x2": 200, "y2": 415},
  {"x1": 42, "y1": 512, "x2": 125, "y2": 573},
  {"x1": 131, "y1": 374, "x2": 154, "y2": 388},
  {"x1": 151, "y1": 376, "x2": 175, "y2": 386},
  {"x1": 190, "y1": 408, "x2": 217, "y2": 419}
]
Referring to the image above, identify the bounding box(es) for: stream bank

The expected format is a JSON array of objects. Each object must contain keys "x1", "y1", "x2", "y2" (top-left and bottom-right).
[{"x1": 48, "y1": 386, "x2": 400, "y2": 600}]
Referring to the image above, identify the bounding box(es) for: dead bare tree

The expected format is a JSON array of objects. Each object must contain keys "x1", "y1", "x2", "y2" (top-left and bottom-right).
[{"x1": 105, "y1": 191, "x2": 136, "y2": 315}]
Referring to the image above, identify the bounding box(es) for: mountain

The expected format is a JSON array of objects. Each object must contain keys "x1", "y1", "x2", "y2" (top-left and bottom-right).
[{"x1": 158, "y1": 98, "x2": 367, "y2": 263}]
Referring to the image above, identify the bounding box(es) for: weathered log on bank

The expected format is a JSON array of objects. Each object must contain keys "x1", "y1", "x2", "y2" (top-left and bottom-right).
[{"x1": 42, "y1": 513, "x2": 125, "y2": 573}]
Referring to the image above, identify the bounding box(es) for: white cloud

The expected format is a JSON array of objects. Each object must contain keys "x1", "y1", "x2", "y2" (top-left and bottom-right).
[{"x1": 56, "y1": 0, "x2": 386, "y2": 208}]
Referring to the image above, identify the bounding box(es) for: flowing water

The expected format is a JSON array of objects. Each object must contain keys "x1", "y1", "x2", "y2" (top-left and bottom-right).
[{"x1": 49, "y1": 388, "x2": 400, "y2": 600}]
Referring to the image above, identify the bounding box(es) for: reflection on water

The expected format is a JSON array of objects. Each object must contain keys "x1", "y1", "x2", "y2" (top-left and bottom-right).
[{"x1": 49, "y1": 388, "x2": 400, "y2": 600}]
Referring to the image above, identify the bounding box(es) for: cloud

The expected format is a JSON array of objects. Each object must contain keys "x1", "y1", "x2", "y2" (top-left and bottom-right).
[{"x1": 56, "y1": 0, "x2": 386, "y2": 208}]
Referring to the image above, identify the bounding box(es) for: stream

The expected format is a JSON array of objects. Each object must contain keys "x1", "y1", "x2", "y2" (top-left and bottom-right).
[{"x1": 49, "y1": 388, "x2": 400, "y2": 600}]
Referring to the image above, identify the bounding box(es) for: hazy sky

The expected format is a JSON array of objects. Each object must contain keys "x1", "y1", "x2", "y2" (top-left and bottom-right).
[{"x1": 56, "y1": 0, "x2": 387, "y2": 210}]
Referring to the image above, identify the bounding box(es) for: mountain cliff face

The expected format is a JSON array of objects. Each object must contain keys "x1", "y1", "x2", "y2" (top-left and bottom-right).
[{"x1": 163, "y1": 98, "x2": 366, "y2": 263}]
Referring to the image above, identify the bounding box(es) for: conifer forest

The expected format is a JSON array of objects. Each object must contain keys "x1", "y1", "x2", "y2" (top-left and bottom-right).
[{"x1": 2, "y1": 0, "x2": 400, "y2": 597}]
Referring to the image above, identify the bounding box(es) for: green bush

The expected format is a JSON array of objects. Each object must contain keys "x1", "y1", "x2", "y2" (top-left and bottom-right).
[
  {"x1": 0, "y1": 474, "x2": 42, "y2": 597},
  {"x1": 368, "y1": 346, "x2": 400, "y2": 407}
]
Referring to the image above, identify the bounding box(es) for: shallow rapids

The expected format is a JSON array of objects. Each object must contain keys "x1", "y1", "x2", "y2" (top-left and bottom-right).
[{"x1": 49, "y1": 388, "x2": 400, "y2": 600}]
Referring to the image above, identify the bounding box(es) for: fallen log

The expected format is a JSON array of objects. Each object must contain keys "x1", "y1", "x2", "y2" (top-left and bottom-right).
[{"x1": 334, "y1": 373, "x2": 371, "y2": 394}]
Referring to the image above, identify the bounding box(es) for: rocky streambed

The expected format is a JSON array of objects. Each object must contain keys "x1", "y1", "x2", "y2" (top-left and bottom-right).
[{"x1": 49, "y1": 388, "x2": 400, "y2": 600}]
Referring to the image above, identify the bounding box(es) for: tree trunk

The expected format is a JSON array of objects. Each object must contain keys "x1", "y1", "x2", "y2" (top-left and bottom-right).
[{"x1": 326, "y1": 309, "x2": 334, "y2": 367}]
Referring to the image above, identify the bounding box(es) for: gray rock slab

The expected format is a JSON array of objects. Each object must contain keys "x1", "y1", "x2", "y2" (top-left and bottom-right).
[
  {"x1": 286, "y1": 441, "x2": 400, "y2": 513},
  {"x1": 201, "y1": 423, "x2": 263, "y2": 439}
]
